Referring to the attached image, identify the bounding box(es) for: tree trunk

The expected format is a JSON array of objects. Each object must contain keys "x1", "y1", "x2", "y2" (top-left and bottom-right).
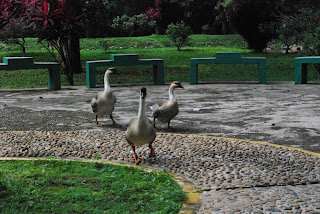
[
  {"x1": 221, "y1": 11, "x2": 227, "y2": 35},
  {"x1": 21, "y1": 38, "x2": 26, "y2": 56},
  {"x1": 69, "y1": 34, "x2": 82, "y2": 75},
  {"x1": 57, "y1": 33, "x2": 82, "y2": 85}
]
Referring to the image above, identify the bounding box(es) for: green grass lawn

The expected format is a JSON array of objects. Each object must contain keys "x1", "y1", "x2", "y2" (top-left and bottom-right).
[
  {"x1": 0, "y1": 34, "x2": 319, "y2": 89},
  {"x1": 0, "y1": 160, "x2": 186, "y2": 213}
]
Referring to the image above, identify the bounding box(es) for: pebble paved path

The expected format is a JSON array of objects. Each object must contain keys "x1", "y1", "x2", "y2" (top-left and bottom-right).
[{"x1": 1, "y1": 130, "x2": 320, "y2": 213}]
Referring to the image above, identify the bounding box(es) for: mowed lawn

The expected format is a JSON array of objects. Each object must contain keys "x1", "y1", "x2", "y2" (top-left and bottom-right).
[
  {"x1": 0, "y1": 34, "x2": 319, "y2": 89},
  {"x1": 0, "y1": 160, "x2": 187, "y2": 213}
]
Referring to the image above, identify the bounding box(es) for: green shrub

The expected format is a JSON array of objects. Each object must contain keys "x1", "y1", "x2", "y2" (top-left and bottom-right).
[
  {"x1": 99, "y1": 39, "x2": 114, "y2": 53},
  {"x1": 166, "y1": 21, "x2": 192, "y2": 51},
  {"x1": 201, "y1": 24, "x2": 210, "y2": 34},
  {"x1": 278, "y1": 8, "x2": 320, "y2": 55},
  {"x1": 111, "y1": 14, "x2": 156, "y2": 37}
]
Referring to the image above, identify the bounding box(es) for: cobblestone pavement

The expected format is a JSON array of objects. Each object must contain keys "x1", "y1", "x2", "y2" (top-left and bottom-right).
[
  {"x1": 199, "y1": 184, "x2": 320, "y2": 214},
  {"x1": 0, "y1": 130, "x2": 319, "y2": 213}
]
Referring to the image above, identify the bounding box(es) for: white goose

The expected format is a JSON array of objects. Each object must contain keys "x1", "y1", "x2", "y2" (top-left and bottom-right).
[
  {"x1": 125, "y1": 87, "x2": 156, "y2": 165},
  {"x1": 151, "y1": 81, "x2": 184, "y2": 131},
  {"x1": 90, "y1": 67, "x2": 118, "y2": 126}
]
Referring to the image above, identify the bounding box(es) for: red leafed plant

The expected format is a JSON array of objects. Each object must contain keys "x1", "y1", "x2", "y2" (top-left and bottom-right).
[
  {"x1": 146, "y1": 0, "x2": 162, "y2": 21},
  {"x1": 146, "y1": 7, "x2": 161, "y2": 21},
  {"x1": 1, "y1": 0, "x2": 86, "y2": 85},
  {"x1": 28, "y1": 0, "x2": 63, "y2": 29},
  {"x1": 26, "y1": 0, "x2": 84, "y2": 40},
  {"x1": 1, "y1": 0, "x2": 85, "y2": 43}
]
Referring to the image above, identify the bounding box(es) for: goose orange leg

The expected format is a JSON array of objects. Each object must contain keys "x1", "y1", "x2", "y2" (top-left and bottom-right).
[
  {"x1": 167, "y1": 120, "x2": 172, "y2": 131},
  {"x1": 110, "y1": 114, "x2": 118, "y2": 127},
  {"x1": 131, "y1": 145, "x2": 144, "y2": 165},
  {"x1": 149, "y1": 144, "x2": 156, "y2": 157},
  {"x1": 95, "y1": 115, "x2": 100, "y2": 126}
]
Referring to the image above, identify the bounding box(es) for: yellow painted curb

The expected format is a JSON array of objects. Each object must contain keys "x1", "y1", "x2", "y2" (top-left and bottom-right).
[{"x1": 0, "y1": 157, "x2": 201, "y2": 214}]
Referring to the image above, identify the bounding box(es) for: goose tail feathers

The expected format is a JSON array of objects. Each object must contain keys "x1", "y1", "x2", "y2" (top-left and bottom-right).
[
  {"x1": 91, "y1": 98, "x2": 98, "y2": 113},
  {"x1": 150, "y1": 104, "x2": 160, "y2": 118}
]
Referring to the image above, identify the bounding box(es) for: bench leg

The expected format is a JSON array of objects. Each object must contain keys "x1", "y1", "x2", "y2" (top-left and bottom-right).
[
  {"x1": 258, "y1": 62, "x2": 266, "y2": 84},
  {"x1": 190, "y1": 63, "x2": 198, "y2": 85},
  {"x1": 301, "y1": 63, "x2": 308, "y2": 84},
  {"x1": 295, "y1": 62, "x2": 308, "y2": 84},
  {"x1": 86, "y1": 63, "x2": 96, "y2": 88},
  {"x1": 48, "y1": 66, "x2": 61, "y2": 90},
  {"x1": 153, "y1": 62, "x2": 164, "y2": 85}
]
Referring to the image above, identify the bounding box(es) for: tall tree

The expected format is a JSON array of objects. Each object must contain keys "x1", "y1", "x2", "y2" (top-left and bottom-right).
[
  {"x1": 215, "y1": 0, "x2": 232, "y2": 35},
  {"x1": 224, "y1": 0, "x2": 285, "y2": 52}
]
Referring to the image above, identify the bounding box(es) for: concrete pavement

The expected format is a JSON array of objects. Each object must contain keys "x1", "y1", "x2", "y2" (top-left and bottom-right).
[{"x1": 1, "y1": 82, "x2": 319, "y2": 153}]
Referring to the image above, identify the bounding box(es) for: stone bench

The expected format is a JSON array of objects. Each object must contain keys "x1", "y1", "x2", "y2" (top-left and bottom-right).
[
  {"x1": 190, "y1": 52, "x2": 266, "y2": 84},
  {"x1": 295, "y1": 56, "x2": 320, "y2": 84},
  {"x1": 0, "y1": 57, "x2": 61, "y2": 90},
  {"x1": 86, "y1": 54, "x2": 164, "y2": 88}
]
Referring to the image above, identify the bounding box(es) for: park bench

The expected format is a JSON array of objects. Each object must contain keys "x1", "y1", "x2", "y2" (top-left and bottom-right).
[
  {"x1": 295, "y1": 56, "x2": 320, "y2": 84},
  {"x1": 86, "y1": 54, "x2": 164, "y2": 88},
  {"x1": 190, "y1": 52, "x2": 266, "y2": 84},
  {"x1": 0, "y1": 57, "x2": 61, "y2": 90}
]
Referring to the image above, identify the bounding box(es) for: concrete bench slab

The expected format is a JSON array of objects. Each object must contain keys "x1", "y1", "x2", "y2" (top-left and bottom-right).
[
  {"x1": 0, "y1": 57, "x2": 61, "y2": 90},
  {"x1": 190, "y1": 52, "x2": 266, "y2": 84},
  {"x1": 86, "y1": 54, "x2": 164, "y2": 88}
]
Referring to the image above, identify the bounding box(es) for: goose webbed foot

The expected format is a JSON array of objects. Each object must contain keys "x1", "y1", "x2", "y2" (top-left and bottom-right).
[
  {"x1": 135, "y1": 157, "x2": 145, "y2": 165},
  {"x1": 110, "y1": 115, "x2": 119, "y2": 127},
  {"x1": 131, "y1": 145, "x2": 144, "y2": 165}
]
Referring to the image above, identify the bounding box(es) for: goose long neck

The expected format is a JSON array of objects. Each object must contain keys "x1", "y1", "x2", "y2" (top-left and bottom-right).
[
  {"x1": 169, "y1": 85, "x2": 175, "y2": 100},
  {"x1": 104, "y1": 72, "x2": 111, "y2": 90},
  {"x1": 138, "y1": 96, "x2": 146, "y2": 121}
]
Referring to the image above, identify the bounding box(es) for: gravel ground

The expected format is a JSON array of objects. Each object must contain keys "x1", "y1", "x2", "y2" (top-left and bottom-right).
[{"x1": 1, "y1": 130, "x2": 319, "y2": 213}]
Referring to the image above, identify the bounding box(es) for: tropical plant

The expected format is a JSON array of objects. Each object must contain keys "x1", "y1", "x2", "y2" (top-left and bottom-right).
[
  {"x1": 0, "y1": 0, "x2": 24, "y2": 28},
  {"x1": 166, "y1": 21, "x2": 192, "y2": 51},
  {"x1": 28, "y1": 0, "x2": 85, "y2": 85},
  {"x1": 0, "y1": 0, "x2": 86, "y2": 85}
]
